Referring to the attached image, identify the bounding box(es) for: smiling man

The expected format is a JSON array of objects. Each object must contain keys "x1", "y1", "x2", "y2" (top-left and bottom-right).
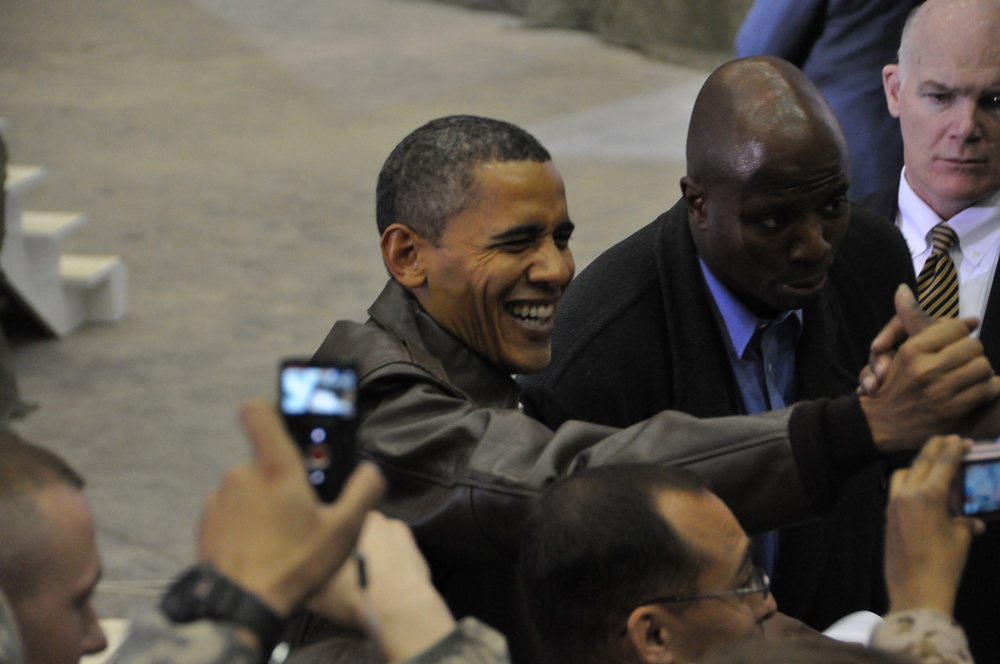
[
  {"x1": 310, "y1": 114, "x2": 997, "y2": 662},
  {"x1": 519, "y1": 58, "x2": 917, "y2": 632}
]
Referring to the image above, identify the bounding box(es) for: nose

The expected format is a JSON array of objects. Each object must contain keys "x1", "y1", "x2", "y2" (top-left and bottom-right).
[
  {"x1": 82, "y1": 603, "x2": 108, "y2": 655},
  {"x1": 949, "y1": 97, "x2": 982, "y2": 142},
  {"x1": 787, "y1": 216, "x2": 832, "y2": 265},
  {"x1": 528, "y1": 239, "x2": 574, "y2": 287},
  {"x1": 754, "y1": 590, "x2": 779, "y2": 623}
]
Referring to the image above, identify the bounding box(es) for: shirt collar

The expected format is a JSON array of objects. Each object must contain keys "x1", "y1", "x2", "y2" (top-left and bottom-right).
[
  {"x1": 898, "y1": 169, "x2": 1000, "y2": 267},
  {"x1": 698, "y1": 259, "x2": 802, "y2": 359}
]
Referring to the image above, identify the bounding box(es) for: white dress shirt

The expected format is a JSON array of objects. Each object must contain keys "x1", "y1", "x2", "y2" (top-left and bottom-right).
[{"x1": 896, "y1": 169, "x2": 1000, "y2": 332}]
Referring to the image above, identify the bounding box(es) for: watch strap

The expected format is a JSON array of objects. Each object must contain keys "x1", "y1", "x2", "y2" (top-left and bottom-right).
[{"x1": 161, "y1": 564, "x2": 285, "y2": 655}]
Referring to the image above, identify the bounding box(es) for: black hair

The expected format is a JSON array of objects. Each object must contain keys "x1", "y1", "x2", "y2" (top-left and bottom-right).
[
  {"x1": 519, "y1": 464, "x2": 709, "y2": 664},
  {"x1": 375, "y1": 115, "x2": 551, "y2": 243}
]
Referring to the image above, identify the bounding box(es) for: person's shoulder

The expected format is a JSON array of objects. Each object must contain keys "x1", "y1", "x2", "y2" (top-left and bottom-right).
[
  {"x1": 402, "y1": 617, "x2": 511, "y2": 664},
  {"x1": 855, "y1": 184, "x2": 900, "y2": 221},
  {"x1": 313, "y1": 318, "x2": 429, "y2": 380},
  {"x1": 825, "y1": 200, "x2": 915, "y2": 315},
  {"x1": 559, "y1": 203, "x2": 684, "y2": 321},
  {"x1": 842, "y1": 200, "x2": 911, "y2": 264},
  {"x1": 106, "y1": 609, "x2": 258, "y2": 664}
]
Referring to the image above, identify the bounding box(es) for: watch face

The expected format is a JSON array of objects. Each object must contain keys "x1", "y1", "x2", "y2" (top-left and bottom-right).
[
  {"x1": 159, "y1": 564, "x2": 285, "y2": 653},
  {"x1": 161, "y1": 566, "x2": 217, "y2": 622}
]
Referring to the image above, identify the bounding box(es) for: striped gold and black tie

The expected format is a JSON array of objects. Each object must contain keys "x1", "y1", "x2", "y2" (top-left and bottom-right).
[{"x1": 916, "y1": 223, "x2": 960, "y2": 318}]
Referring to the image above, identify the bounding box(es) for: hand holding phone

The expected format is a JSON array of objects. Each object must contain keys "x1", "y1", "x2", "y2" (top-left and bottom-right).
[
  {"x1": 950, "y1": 440, "x2": 1000, "y2": 518},
  {"x1": 279, "y1": 360, "x2": 359, "y2": 502}
]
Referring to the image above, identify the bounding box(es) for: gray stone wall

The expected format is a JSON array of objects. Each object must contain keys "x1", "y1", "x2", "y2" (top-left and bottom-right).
[{"x1": 427, "y1": 0, "x2": 754, "y2": 66}]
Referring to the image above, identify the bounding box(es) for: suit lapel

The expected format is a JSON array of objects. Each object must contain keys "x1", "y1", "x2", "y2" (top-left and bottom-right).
[{"x1": 980, "y1": 272, "x2": 1000, "y2": 371}]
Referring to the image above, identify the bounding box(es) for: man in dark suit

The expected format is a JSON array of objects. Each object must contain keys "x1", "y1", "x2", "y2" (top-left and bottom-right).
[
  {"x1": 735, "y1": 0, "x2": 921, "y2": 198},
  {"x1": 519, "y1": 56, "x2": 918, "y2": 632},
  {"x1": 863, "y1": 1, "x2": 1000, "y2": 659}
]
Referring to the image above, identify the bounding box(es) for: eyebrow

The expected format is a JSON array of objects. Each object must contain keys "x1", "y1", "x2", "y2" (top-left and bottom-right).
[{"x1": 918, "y1": 80, "x2": 1000, "y2": 96}]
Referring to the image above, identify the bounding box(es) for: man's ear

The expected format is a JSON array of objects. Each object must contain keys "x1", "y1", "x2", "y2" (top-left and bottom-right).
[
  {"x1": 882, "y1": 64, "x2": 902, "y2": 118},
  {"x1": 680, "y1": 176, "x2": 708, "y2": 229},
  {"x1": 381, "y1": 223, "x2": 427, "y2": 289},
  {"x1": 624, "y1": 606, "x2": 677, "y2": 664}
]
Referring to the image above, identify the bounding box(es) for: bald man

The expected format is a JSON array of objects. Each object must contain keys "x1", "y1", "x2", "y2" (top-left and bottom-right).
[
  {"x1": 861, "y1": 2, "x2": 1000, "y2": 659},
  {"x1": 520, "y1": 56, "x2": 918, "y2": 631}
]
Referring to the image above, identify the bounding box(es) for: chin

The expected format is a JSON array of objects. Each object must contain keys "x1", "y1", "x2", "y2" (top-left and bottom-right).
[{"x1": 503, "y1": 351, "x2": 551, "y2": 375}]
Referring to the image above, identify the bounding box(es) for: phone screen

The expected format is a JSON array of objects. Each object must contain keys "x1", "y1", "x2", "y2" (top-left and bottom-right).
[
  {"x1": 962, "y1": 458, "x2": 1000, "y2": 517},
  {"x1": 279, "y1": 360, "x2": 359, "y2": 502}
]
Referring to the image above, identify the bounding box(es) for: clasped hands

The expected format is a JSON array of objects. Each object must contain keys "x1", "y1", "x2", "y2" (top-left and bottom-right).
[{"x1": 857, "y1": 284, "x2": 1000, "y2": 452}]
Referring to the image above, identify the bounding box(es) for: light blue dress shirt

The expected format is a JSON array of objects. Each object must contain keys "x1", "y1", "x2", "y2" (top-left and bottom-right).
[
  {"x1": 699, "y1": 260, "x2": 802, "y2": 415},
  {"x1": 699, "y1": 260, "x2": 803, "y2": 576}
]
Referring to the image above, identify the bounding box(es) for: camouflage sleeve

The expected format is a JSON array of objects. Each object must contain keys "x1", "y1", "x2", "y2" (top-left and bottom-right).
[
  {"x1": 0, "y1": 590, "x2": 25, "y2": 664},
  {"x1": 402, "y1": 617, "x2": 510, "y2": 664},
  {"x1": 107, "y1": 608, "x2": 259, "y2": 664},
  {"x1": 869, "y1": 609, "x2": 973, "y2": 664}
]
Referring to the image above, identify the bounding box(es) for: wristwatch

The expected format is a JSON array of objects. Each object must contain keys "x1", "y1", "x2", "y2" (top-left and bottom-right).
[{"x1": 160, "y1": 564, "x2": 285, "y2": 655}]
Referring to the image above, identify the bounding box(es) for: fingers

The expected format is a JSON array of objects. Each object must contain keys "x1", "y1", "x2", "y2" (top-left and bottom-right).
[
  {"x1": 859, "y1": 364, "x2": 878, "y2": 396},
  {"x1": 902, "y1": 317, "x2": 981, "y2": 355},
  {"x1": 902, "y1": 435, "x2": 970, "y2": 488},
  {"x1": 870, "y1": 316, "x2": 905, "y2": 361},
  {"x1": 868, "y1": 287, "x2": 979, "y2": 385},
  {"x1": 239, "y1": 398, "x2": 300, "y2": 476},
  {"x1": 322, "y1": 462, "x2": 387, "y2": 542},
  {"x1": 895, "y1": 284, "x2": 934, "y2": 337},
  {"x1": 944, "y1": 377, "x2": 1000, "y2": 423}
]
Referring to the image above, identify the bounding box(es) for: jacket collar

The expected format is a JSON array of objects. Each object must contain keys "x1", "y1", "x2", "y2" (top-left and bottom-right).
[{"x1": 368, "y1": 280, "x2": 520, "y2": 408}]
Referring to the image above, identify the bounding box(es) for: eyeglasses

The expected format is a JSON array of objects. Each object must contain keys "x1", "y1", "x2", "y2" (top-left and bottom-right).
[
  {"x1": 638, "y1": 566, "x2": 771, "y2": 606},
  {"x1": 618, "y1": 566, "x2": 770, "y2": 639},
  {"x1": 639, "y1": 565, "x2": 771, "y2": 606}
]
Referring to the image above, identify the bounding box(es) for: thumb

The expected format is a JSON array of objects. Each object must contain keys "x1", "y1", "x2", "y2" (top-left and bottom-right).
[
  {"x1": 239, "y1": 398, "x2": 302, "y2": 476},
  {"x1": 895, "y1": 284, "x2": 934, "y2": 336},
  {"x1": 321, "y1": 462, "x2": 387, "y2": 543}
]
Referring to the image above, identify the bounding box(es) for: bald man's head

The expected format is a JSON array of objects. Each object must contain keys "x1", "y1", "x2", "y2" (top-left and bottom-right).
[
  {"x1": 686, "y1": 56, "x2": 848, "y2": 191},
  {"x1": 681, "y1": 57, "x2": 851, "y2": 318}
]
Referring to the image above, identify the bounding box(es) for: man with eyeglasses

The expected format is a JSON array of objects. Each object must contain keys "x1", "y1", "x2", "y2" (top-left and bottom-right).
[
  {"x1": 519, "y1": 464, "x2": 778, "y2": 664},
  {"x1": 519, "y1": 441, "x2": 978, "y2": 664}
]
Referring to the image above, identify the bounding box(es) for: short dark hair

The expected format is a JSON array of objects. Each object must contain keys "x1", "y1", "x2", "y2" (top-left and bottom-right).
[
  {"x1": 0, "y1": 429, "x2": 85, "y2": 599},
  {"x1": 375, "y1": 115, "x2": 551, "y2": 243},
  {"x1": 519, "y1": 464, "x2": 709, "y2": 664}
]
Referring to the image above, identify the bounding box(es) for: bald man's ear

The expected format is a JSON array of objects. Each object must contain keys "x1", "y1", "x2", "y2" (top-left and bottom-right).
[
  {"x1": 882, "y1": 64, "x2": 902, "y2": 119},
  {"x1": 381, "y1": 223, "x2": 427, "y2": 289},
  {"x1": 625, "y1": 606, "x2": 677, "y2": 664},
  {"x1": 680, "y1": 176, "x2": 708, "y2": 229}
]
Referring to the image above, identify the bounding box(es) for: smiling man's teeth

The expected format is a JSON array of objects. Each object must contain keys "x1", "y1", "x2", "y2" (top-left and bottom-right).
[{"x1": 508, "y1": 304, "x2": 555, "y2": 321}]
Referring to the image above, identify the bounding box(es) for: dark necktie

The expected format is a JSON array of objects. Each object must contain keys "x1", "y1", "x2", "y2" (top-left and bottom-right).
[{"x1": 917, "y1": 224, "x2": 960, "y2": 318}]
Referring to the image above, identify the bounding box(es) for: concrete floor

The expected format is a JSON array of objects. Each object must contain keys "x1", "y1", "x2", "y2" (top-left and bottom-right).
[{"x1": 0, "y1": 0, "x2": 712, "y2": 618}]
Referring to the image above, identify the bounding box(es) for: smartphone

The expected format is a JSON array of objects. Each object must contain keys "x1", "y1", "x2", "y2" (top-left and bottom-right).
[
  {"x1": 951, "y1": 441, "x2": 1000, "y2": 519},
  {"x1": 279, "y1": 359, "x2": 359, "y2": 502}
]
